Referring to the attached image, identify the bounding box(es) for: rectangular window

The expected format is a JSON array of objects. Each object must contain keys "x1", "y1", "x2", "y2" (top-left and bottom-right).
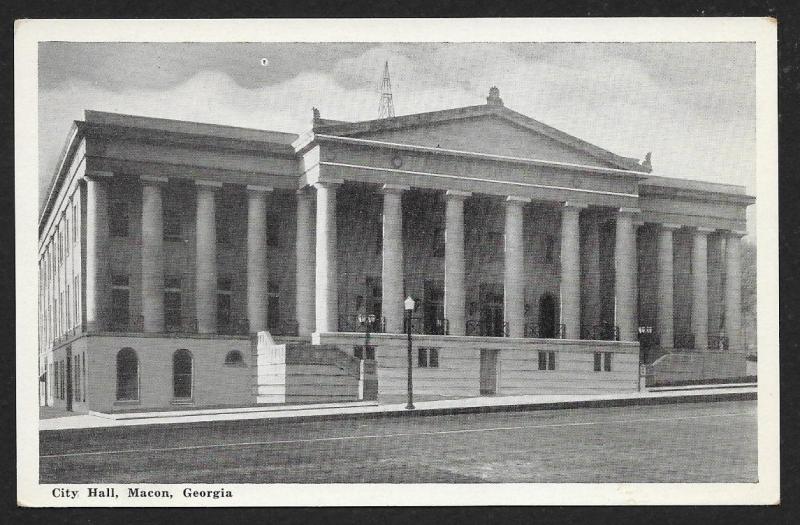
[
  {"x1": 594, "y1": 352, "x2": 612, "y2": 372},
  {"x1": 164, "y1": 277, "x2": 182, "y2": 332},
  {"x1": 110, "y1": 275, "x2": 130, "y2": 330},
  {"x1": 163, "y1": 208, "x2": 182, "y2": 241},
  {"x1": 538, "y1": 351, "x2": 557, "y2": 371},
  {"x1": 432, "y1": 227, "x2": 445, "y2": 257},
  {"x1": 488, "y1": 231, "x2": 503, "y2": 255},
  {"x1": 428, "y1": 348, "x2": 439, "y2": 368},
  {"x1": 374, "y1": 220, "x2": 382, "y2": 255},
  {"x1": 74, "y1": 275, "x2": 80, "y2": 328},
  {"x1": 418, "y1": 348, "x2": 439, "y2": 368},
  {"x1": 353, "y1": 345, "x2": 375, "y2": 360},
  {"x1": 267, "y1": 281, "x2": 280, "y2": 333},
  {"x1": 65, "y1": 286, "x2": 70, "y2": 329},
  {"x1": 267, "y1": 214, "x2": 281, "y2": 247},
  {"x1": 72, "y1": 203, "x2": 77, "y2": 242},
  {"x1": 216, "y1": 213, "x2": 230, "y2": 245},
  {"x1": 60, "y1": 361, "x2": 65, "y2": 400},
  {"x1": 109, "y1": 200, "x2": 129, "y2": 237},
  {"x1": 74, "y1": 354, "x2": 81, "y2": 402},
  {"x1": 217, "y1": 277, "x2": 232, "y2": 332},
  {"x1": 64, "y1": 217, "x2": 70, "y2": 256}
]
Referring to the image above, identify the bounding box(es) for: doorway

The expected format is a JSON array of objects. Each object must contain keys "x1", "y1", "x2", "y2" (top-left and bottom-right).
[
  {"x1": 479, "y1": 349, "x2": 499, "y2": 395},
  {"x1": 539, "y1": 294, "x2": 557, "y2": 338}
]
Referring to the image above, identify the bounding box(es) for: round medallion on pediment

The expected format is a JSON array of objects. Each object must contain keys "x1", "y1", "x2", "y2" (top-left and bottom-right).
[{"x1": 391, "y1": 155, "x2": 403, "y2": 168}]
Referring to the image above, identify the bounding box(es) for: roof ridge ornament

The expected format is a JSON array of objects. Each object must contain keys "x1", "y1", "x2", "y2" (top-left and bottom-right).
[
  {"x1": 487, "y1": 86, "x2": 503, "y2": 107},
  {"x1": 641, "y1": 152, "x2": 652, "y2": 172}
]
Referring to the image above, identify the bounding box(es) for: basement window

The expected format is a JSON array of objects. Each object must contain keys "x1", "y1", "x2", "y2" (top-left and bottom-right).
[
  {"x1": 538, "y1": 351, "x2": 556, "y2": 371},
  {"x1": 353, "y1": 345, "x2": 375, "y2": 360},
  {"x1": 594, "y1": 352, "x2": 613, "y2": 372},
  {"x1": 418, "y1": 348, "x2": 439, "y2": 368}
]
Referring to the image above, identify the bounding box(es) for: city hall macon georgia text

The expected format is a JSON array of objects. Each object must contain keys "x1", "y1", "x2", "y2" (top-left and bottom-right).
[{"x1": 38, "y1": 87, "x2": 753, "y2": 412}]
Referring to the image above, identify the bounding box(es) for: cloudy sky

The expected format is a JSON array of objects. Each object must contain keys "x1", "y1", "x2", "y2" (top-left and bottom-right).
[{"x1": 38, "y1": 42, "x2": 756, "y2": 228}]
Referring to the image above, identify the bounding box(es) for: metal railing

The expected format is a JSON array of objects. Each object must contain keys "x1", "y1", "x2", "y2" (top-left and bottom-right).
[
  {"x1": 524, "y1": 322, "x2": 566, "y2": 339},
  {"x1": 338, "y1": 315, "x2": 386, "y2": 334},
  {"x1": 466, "y1": 320, "x2": 509, "y2": 337},
  {"x1": 582, "y1": 322, "x2": 620, "y2": 341},
  {"x1": 403, "y1": 317, "x2": 449, "y2": 335}
]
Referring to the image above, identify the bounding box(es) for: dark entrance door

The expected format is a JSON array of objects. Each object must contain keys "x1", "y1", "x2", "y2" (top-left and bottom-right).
[
  {"x1": 480, "y1": 284, "x2": 504, "y2": 337},
  {"x1": 65, "y1": 347, "x2": 73, "y2": 412},
  {"x1": 539, "y1": 294, "x2": 557, "y2": 338},
  {"x1": 479, "y1": 349, "x2": 499, "y2": 395}
]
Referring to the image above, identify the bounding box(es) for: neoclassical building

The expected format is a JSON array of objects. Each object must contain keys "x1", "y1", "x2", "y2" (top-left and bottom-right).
[{"x1": 39, "y1": 87, "x2": 754, "y2": 412}]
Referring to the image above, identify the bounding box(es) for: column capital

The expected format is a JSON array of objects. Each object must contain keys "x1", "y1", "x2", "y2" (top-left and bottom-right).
[
  {"x1": 618, "y1": 207, "x2": 641, "y2": 216},
  {"x1": 83, "y1": 171, "x2": 114, "y2": 181},
  {"x1": 314, "y1": 179, "x2": 343, "y2": 191},
  {"x1": 196, "y1": 180, "x2": 223, "y2": 190},
  {"x1": 445, "y1": 190, "x2": 471, "y2": 201},
  {"x1": 296, "y1": 186, "x2": 314, "y2": 199},
  {"x1": 694, "y1": 226, "x2": 716, "y2": 234},
  {"x1": 379, "y1": 183, "x2": 410, "y2": 195},
  {"x1": 246, "y1": 184, "x2": 273, "y2": 193},
  {"x1": 660, "y1": 223, "x2": 682, "y2": 231},
  {"x1": 727, "y1": 229, "x2": 748, "y2": 239},
  {"x1": 506, "y1": 195, "x2": 531, "y2": 205},
  {"x1": 140, "y1": 175, "x2": 168, "y2": 186},
  {"x1": 562, "y1": 201, "x2": 588, "y2": 210}
]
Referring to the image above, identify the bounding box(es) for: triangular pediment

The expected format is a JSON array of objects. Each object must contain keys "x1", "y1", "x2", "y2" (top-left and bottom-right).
[{"x1": 314, "y1": 105, "x2": 647, "y2": 172}]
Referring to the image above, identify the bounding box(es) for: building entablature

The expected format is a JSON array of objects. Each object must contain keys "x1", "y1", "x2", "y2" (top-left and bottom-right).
[{"x1": 300, "y1": 138, "x2": 642, "y2": 210}]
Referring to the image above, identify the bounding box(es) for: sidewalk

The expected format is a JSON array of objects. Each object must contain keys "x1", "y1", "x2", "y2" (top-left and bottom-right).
[{"x1": 39, "y1": 384, "x2": 756, "y2": 431}]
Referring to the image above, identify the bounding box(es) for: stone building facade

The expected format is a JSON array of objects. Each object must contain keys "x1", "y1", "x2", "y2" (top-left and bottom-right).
[{"x1": 38, "y1": 88, "x2": 754, "y2": 412}]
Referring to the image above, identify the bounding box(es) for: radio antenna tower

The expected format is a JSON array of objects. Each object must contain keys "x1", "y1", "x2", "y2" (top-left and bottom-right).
[{"x1": 377, "y1": 61, "x2": 395, "y2": 119}]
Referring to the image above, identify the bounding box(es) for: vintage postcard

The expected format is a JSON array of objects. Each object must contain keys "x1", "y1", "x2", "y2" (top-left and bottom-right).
[{"x1": 15, "y1": 18, "x2": 779, "y2": 506}]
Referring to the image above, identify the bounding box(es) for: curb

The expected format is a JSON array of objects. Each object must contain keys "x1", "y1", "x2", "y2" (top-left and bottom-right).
[{"x1": 41, "y1": 390, "x2": 756, "y2": 433}]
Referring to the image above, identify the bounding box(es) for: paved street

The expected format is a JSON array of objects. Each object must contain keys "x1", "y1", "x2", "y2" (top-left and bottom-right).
[{"x1": 40, "y1": 400, "x2": 757, "y2": 483}]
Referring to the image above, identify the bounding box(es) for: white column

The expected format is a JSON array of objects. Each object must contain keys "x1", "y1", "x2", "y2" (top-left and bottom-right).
[
  {"x1": 140, "y1": 176, "x2": 167, "y2": 333},
  {"x1": 84, "y1": 172, "x2": 112, "y2": 331},
  {"x1": 380, "y1": 184, "x2": 409, "y2": 334},
  {"x1": 195, "y1": 180, "x2": 221, "y2": 334},
  {"x1": 615, "y1": 208, "x2": 638, "y2": 341},
  {"x1": 657, "y1": 224, "x2": 680, "y2": 350},
  {"x1": 315, "y1": 181, "x2": 340, "y2": 333},
  {"x1": 560, "y1": 202, "x2": 584, "y2": 339},
  {"x1": 692, "y1": 227, "x2": 713, "y2": 350},
  {"x1": 444, "y1": 190, "x2": 470, "y2": 336},
  {"x1": 503, "y1": 196, "x2": 529, "y2": 338},
  {"x1": 725, "y1": 231, "x2": 745, "y2": 351},
  {"x1": 246, "y1": 185, "x2": 271, "y2": 333},
  {"x1": 295, "y1": 188, "x2": 315, "y2": 336}
]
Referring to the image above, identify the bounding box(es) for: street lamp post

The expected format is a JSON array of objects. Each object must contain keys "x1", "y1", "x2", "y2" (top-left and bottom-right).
[{"x1": 404, "y1": 296, "x2": 415, "y2": 410}]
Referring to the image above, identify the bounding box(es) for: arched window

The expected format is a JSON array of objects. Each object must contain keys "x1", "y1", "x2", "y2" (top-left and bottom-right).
[
  {"x1": 224, "y1": 350, "x2": 243, "y2": 366},
  {"x1": 116, "y1": 348, "x2": 139, "y2": 401},
  {"x1": 173, "y1": 349, "x2": 193, "y2": 399}
]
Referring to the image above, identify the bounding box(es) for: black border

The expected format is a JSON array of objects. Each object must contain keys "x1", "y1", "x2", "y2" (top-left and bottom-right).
[{"x1": 4, "y1": 0, "x2": 799, "y2": 522}]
